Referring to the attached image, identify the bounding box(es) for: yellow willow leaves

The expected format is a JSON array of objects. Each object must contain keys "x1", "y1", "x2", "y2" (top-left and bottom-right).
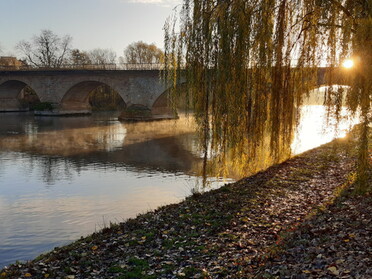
[{"x1": 165, "y1": 0, "x2": 371, "y2": 191}]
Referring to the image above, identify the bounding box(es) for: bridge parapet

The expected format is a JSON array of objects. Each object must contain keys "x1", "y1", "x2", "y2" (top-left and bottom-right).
[{"x1": 0, "y1": 63, "x2": 164, "y2": 71}]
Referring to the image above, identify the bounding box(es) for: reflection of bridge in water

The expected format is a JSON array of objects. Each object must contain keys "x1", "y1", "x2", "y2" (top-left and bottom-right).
[
  {"x1": 0, "y1": 114, "x2": 203, "y2": 181},
  {"x1": 0, "y1": 66, "x2": 352, "y2": 117}
]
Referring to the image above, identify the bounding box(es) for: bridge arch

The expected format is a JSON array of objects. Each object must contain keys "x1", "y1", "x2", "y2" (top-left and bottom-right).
[
  {"x1": 60, "y1": 81, "x2": 126, "y2": 113},
  {"x1": 0, "y1": 80, "x2": 40, "y2": 111},
  {"x1": 304, "y1": 84, "x2": 351, "y2": 106},
  {"x1": 152, "y1": 89, "x2": 173, "y2": 116},
  {"x1": 152, "y1": 83, "x2": 189, "y2": 115}
]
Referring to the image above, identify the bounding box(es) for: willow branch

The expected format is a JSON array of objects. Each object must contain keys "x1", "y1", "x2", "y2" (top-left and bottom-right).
[
  {"x1": 317, "y1": 22, "x2": 356, "y2": 33},
  {"x1": 326, "y1": 0, "x2": 353, "y2": 18}
]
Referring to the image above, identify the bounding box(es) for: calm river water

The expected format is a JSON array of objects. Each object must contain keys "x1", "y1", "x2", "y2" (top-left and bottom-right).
[
  {"x1": 0, "y1": 112, "x2": 234, "y2": 267},
  {"x1": 0, "y1": 100, "x2": 357, "y2": 267}
]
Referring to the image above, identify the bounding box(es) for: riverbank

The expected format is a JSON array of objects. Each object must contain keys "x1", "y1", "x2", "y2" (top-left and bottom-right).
[{"x1": 1, "y1": 132, "x2": 370, "y2": 278}]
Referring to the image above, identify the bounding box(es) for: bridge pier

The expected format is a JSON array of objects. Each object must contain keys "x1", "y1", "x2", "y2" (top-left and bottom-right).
[{"x1": 118, "y1": 105, "x2": 177, "y2": 121}]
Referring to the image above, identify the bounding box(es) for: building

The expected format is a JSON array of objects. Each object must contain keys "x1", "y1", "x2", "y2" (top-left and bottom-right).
[{"x1": 0, "y1": 56, "x2": 26, "y2": 69}]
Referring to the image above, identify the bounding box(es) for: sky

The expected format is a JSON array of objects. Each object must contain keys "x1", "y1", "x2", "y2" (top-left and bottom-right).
[{"x1": 0, "y1": 0, "x2": 181, "y2": 59}]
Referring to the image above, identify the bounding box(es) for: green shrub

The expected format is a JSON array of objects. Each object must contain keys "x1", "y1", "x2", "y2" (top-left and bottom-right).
[{"x1": 33, "y1": 102, "x2": 54, "y2": 111}]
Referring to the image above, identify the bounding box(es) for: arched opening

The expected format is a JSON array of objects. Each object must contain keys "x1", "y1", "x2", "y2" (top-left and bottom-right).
[
  {"x1": 152, "y1": 90, "x2": 172, "y2": 116},
  {"x1": 89, "y1": 84, "x2": 126, "y2": 111},
  {"x1": 61, "y1": 81, "x2": 126, "y2": 113},
  {"x1": 293, "y1": 85, "x2": 358, "y2": 154},
  {"x1": 304, "y1": 85, "x2": 350, "y2": 106},
  {"x1": 152, "y1": 83, "x2": 189, "y2": 116},
  {"x1": 0, "y1": 80, "x2": 40, "y2": 112}
]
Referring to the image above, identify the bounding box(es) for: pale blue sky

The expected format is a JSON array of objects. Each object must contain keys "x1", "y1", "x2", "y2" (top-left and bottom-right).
[{"x1": 0, "y1": 0, "x2": 181, "y2": 59}]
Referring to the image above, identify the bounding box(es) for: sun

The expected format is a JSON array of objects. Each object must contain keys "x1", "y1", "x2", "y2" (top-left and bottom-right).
[{"x1": 342, "y1": 59, "x2": 354, "y2": 69}]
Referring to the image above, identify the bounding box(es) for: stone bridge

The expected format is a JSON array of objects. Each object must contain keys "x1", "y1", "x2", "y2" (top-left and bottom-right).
[
  {"x1": 0, "y1": 67, "x2": 351, "y2": 117},
  {"x1": 0, "y1": 70, "x2": 174, "y2": 118}
]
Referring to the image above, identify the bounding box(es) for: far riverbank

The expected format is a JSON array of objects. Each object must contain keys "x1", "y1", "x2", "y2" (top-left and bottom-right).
[{"x1": 1, "y1": 129, "x2": 370, "y2": 278}]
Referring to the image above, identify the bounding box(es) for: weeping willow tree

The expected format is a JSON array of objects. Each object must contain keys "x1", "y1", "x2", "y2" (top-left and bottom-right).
[{"x1": 164, "y1": 0, "x2": 371, "y2": 192}]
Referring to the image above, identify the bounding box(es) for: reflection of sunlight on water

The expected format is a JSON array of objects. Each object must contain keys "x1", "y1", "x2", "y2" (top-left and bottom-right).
[
  {"x1": 96, "y1": 124, "x2": 127, "y2": 151},
  {"x1": 291, "y1": 105, "x2": 360, "y2": 154},
  {"x1": 291, "y1": 86, "x2": 360, "y2": 155}
]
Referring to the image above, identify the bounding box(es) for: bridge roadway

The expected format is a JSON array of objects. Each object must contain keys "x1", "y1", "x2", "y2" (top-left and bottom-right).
[
  {"x1": 0, "y1": 69, "x2": 174, "y2": 117},
  {"x1": 0, "y1": 67, "x2": 350, "y2": 117}
]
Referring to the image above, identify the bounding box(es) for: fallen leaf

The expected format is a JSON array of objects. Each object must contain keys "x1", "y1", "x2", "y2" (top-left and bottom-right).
[{"x1": 327, "y1": 266, "x2": 339, "y2": 276}]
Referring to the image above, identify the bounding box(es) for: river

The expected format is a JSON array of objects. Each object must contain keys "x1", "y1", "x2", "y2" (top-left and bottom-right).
[
  {"x1": 0, "y1": 112, "x2": 233, "y2": 267},
  {"x1": 0, "y1": 96, "x2": 358, "y2": 268}
]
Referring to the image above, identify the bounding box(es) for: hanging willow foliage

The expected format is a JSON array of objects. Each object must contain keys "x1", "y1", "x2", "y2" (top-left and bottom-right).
[{"x1": 164, "y1": 0, "x2": 371, "y2": 191}]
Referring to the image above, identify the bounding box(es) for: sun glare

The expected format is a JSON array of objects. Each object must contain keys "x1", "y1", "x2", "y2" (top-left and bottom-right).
[{"x1": 342, "y1": 59, "x2": 354, "y2": 69}]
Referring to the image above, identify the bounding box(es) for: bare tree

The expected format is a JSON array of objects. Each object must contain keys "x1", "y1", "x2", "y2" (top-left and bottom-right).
[
  {"x1": 88, "y1": 48, "x2": 117, "y2": 65},
  {"x1": 17, "y1": 29, "x2": 72, "y2": 68},
  {"x1": 70, "y1": 49, "x2": 91, "y2": 66},
  {"x1": 123, "y1": 41, "x2": 164, "y2": 64}
]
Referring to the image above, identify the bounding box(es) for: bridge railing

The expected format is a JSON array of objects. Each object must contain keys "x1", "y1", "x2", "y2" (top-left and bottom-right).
[
  {"x1": 0, "y1": 63, "x2": 166, "y2": 71},
  {"x1": 121, "y1": 63, "x2": 164, "y2": 70}
]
